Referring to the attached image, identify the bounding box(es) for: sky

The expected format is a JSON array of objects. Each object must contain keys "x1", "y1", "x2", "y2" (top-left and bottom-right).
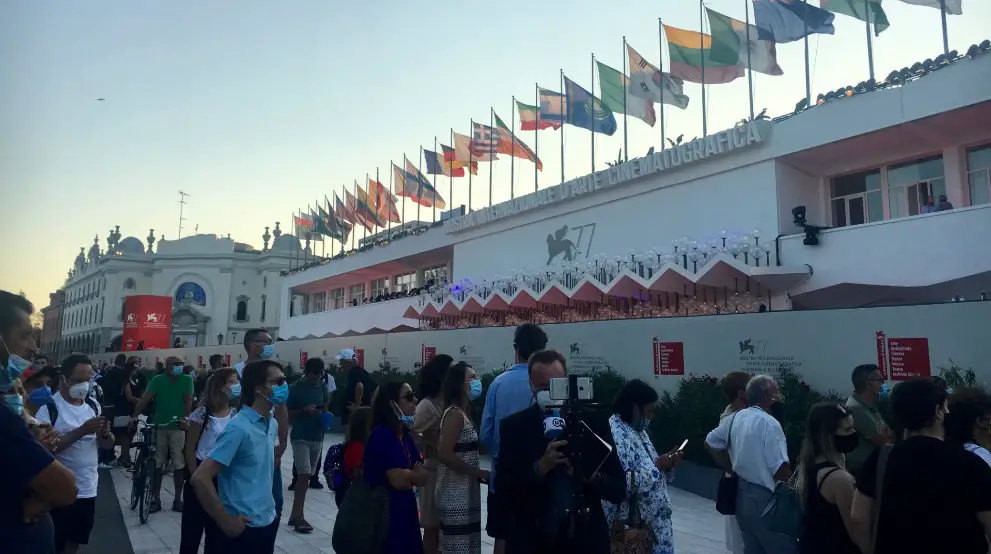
[{"x1": 1, "y1": 0, "x2": 989, "y2": 312}]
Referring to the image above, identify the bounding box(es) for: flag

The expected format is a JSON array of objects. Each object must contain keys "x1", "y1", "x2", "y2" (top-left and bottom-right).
[
  {"x1": 494, "y1": 112, "x2": 543, "y2": 169},
  {"x1": 471, "y1": 121, "x2": 501, "y2": 153},
  {"x1": 313, "y1": 203, "x2": 342, "y2": 240},
  {"x1": 353, "y1": 184, "x2": 385, "y2": 231},
  {"x1": 423, "y1": 149, "x2": 465, "y2": 177},
  {"x1": 294, "y1": 214, "x2": 313, "y2": 238},
  {"x1": 663, "y1": 25, "x2": 745, "y2": 84},
  {"x1": 897, "y1": 0, "x2": 962, "y2": 14},
  {"x1": 538, "y1": 88, "x2": 568, "y2": 125},
  {"x1": 706, "y1": 8, "x2": 784, "y2": 75},
  {"x1": 626, "y1": 45, "x2": 690, "y2": 109},
  {"x1": 596, "y1": 60, "x2": 656, "y2": 127},
  {"x1": 440, "y1": 144, "x2": 479, "y2": 174},
  {"x1": 448, "y1": 132, "x2": 498, "y2": 162},
  {"x1": 396, "y1": 162, "x2": 447, "y2": 209},
  {"x1": 336, "y1": 192, "x2": 358, "y2": 226},
  {"x1": 753, "y1": 0, "x2": 835, "y2": 43},
  {"x1": 367, "y1": 179, "x2": 401, "y2": 223},
  {"x1": 517, "y1": 101, "x2": 562, "y2": 131},
  {"x1": 820, "y1": 1, "x2": 889, "y2": 35},
  {"x1": 562, "y1": 76, "x2": 617, "y2": 136},
  {"x1": 327, "y1": 198, "x2": 352, "y2": 242}
]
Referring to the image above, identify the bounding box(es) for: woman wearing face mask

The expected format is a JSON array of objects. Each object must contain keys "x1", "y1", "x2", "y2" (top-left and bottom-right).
[
  {"x1": 363, "y1": 381, "x2": 427, "y2": 554},
  {"x1": 603, "y1": 379, "x2": 681, "y2": 554},
  {"x1": 411, "y1": 354, "x2": 455, "y2": 554},
  {"x1": 796, "y1": 403, "x2": 865, "y2": 554},
  {"x1": 435, "y1": 362, "x2": 488, "y2": 554},
  {"x1": 944, "y1": 388, "x2": 991, "y2": 467}
]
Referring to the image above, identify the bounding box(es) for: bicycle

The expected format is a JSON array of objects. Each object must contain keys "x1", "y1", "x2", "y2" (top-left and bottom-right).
[{"x1": 129, "y1": 416, "x2": 179, "y2": 524}]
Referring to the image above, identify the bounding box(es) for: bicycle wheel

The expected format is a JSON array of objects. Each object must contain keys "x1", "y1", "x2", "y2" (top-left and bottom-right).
[
  {"x1": 138, "y1": 457, "x2": 155, "y2": 524},
  {"x1": 129, "y1": 464, "x2": 142, "y2": 510}
]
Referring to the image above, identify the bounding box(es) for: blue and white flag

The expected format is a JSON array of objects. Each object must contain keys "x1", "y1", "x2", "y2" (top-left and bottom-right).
[
  {"x1": 538, "y1": 88, "x2": 567, "y2": 125},
  {"x1": 753, "y1": 0, "x2": 835, "y2": 43},
  {"x1": 563, "y1": 76, "x2": 617, "y2": 136}
]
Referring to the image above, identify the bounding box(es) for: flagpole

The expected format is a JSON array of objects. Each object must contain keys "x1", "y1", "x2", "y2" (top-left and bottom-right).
[
  {"x1": 744, "y1": 1, "x2": 754, "y2": 121},
  {"x1": 560, "y1": 68, "x2": 566, "y2": 184},
  {"x1": 510, "y1": 98, "x2": 516, "y2": 200},
  {"x1": 417, "y1": 147, "x2": 423, "y2": 224},
  {"x1": 379, "y1": 166, "x2": 389, "y2": 239},
  {"x1": 398, "y1": 163, "x2": 406, "y2": 225},
  {"x1": 658, "y1": 18, "x2": 666, "y2": 149},
  {"x1": 432, "y1": 136, "x2": 438, "y2": 222},
  {"x1": 939, "y1": 0, "x2": 949, "y2": 55},
  {"x1": 488, "y1": 109, "x2": 494, "y2": 208},
  {"x1": 865, "y1": 2, "x2": 875, "y2": 81},
  {"x1": 534, "y1": 83, "x2": 540, "y2": 192},
  {"x1": 449, "y1": 129, "x2": 454, "y2": 215},
  {"x1": 359, "y1": 178, "x2": 366, "y2": 244},
  {"x1": 590, "y1": 54, "x2": 596, "y2": 174},
  {"x1": 468, "y1": 124, "x2": 474, "y2": 212},
  {"x1": 803, "y1": 1, "x2": 811, "y2": 106},
  {"x1": 699, "y1": 0, "x2": 707, "y2": 137},
  {"x1": 622, "y1": 37, "x2": 629, "y2": 162}
]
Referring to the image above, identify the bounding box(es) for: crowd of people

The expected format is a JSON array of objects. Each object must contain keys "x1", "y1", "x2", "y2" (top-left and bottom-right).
[{"x1": 5, "y1": 284, "x2": 991, "y2": 554}]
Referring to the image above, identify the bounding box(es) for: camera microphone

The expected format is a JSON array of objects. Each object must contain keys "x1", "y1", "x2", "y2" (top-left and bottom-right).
[{"x1": 543, "y1": 410, "x2": 566, "y2": 439}]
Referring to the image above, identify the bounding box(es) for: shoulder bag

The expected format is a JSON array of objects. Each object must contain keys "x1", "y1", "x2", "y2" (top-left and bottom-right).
[
  {"x1": 870, "y1": 445, "x2": 893, "y2": 554},
  {"x1": 610, "y1": 470, "x2": 655, "y2": 554},
  {"x1": 332, "y1": 472, "x2": 390, "y2": 554},
  {"x1": 760, "y1": 471, "x2": 804, "y2": 538},
  {"x1": 715, "y1": 413, "x2": 738, "y2": 515}
]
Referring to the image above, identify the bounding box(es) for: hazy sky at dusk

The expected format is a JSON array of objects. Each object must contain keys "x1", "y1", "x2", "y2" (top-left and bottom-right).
[{"x1": 2, "y1": 0, "x2": 988, "y2": 310}]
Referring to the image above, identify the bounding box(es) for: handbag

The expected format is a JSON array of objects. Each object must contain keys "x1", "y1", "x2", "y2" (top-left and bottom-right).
[
  {"x1": 760, "y1": 477, "x2": 804, "y2": 538},
  {"x1": 332, "y1": 473, "x2": 390, "y2": 554},
  {"x1": 610, "y1": 470, "x2": 655, "y2": 554},
  {"x1": 715, "y1": 413, "x2": 738, "y2": 515}
]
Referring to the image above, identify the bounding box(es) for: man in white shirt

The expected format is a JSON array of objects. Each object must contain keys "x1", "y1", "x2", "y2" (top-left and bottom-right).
[
  {"x1": 705, "y1": 374, "x2": 796, "y2": 554},
  {"x1": 36, "y1": 354, "x2": 115, "y2": 554}
]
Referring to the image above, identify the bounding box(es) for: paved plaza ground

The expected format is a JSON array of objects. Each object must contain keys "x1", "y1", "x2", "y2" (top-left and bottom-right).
[{"x1": 103, "y1": 433, "x2": 731, "y2": 554}]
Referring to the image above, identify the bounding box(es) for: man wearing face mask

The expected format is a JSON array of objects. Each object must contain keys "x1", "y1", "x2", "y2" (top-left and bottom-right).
[
  {"x1": 133, "y1": 355, "x2": 194, "y2": 513},
  {"x1": 494, "y1": 350, "x2": 626, "y2": 554},
  {"x1": 706, "y1": 375, "x2": 796, "y2": 554},
  {"x1": 845, "y1": 364, "x2": 893, "y2": 476},
  {"x1": 35, "y1": 354, "x2": 115, "y2": 554},
  {"x1": 233, "y1": 328, "x2": 289, "y2": 522},
  {"x1": 191, "y1": 360, "x2": 287, "y2": 554}
]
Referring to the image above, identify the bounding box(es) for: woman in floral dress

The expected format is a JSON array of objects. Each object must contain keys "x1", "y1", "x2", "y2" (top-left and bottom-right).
[{"x1": 602, "y1": 379, "x2": 683, "y2": 554}]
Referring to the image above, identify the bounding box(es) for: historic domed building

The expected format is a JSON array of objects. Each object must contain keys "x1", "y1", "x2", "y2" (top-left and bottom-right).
[{"x1": 51, "y1": 223, "x2": 299, "y2": 359}]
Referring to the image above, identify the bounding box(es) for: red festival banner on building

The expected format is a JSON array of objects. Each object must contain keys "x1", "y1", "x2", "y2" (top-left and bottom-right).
[
  {"x1": 652, "y1": 338, "x2": 685, "y2": 376},
  {"x1": 353, "y1": 348, "x2": 365, "y2": 367},
  {"x1": 224, "y1": 354, "x2": 231, "y2": 367},
  {"x1": 875, "y1": 331, "x2": 889, "y2": 379},
  {"x1": 886, "y1": 337, "x2": 932, "y2": 380},
  {"x1": 121, "y1": 295, "x2": 173, "y2": 352},
  {"x1": 300, "y1": 351, "x2": 309, "y2": 369},
  {"x1": 422, "y1": 345, "x2": 436, "y2": 366},
  {"x1": 197, "y1": 355, "x2": 203, "y2": 369}
]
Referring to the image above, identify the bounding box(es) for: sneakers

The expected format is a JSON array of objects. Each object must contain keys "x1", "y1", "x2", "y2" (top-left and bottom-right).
[
  {"x1": 149, "y1": 499, "x2": 162, "y2": 513},
  {"x1": 98, "y1": 462, "x2": 114, "y2": 469},
  {"x1": 172, "y1": 500, "x2": 183, "y2": 513},
  {"x1": 308, "y1": 478, "x2": 324, "y2": 490}
]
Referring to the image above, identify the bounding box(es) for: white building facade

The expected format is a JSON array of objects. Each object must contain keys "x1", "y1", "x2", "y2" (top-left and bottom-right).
[
  {"x1": 56, "y1": 224, "x2": 301, "y2": 360},
  {"x1": 279, "y1": 54, "x2": 991, "y2": 339}
]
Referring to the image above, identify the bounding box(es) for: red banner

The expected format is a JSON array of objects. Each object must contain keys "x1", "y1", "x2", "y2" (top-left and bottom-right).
[
  {"x1": 422, "y1": 345, "x2": 436, "y2": 366},
  {"x1": 197, "y1": 355, "x2": 203, "y2": 369},
  {"x1": 224, "y1": 354, "x2": 231, "y2": 367},
  {"x1": 887, "y1": 338, "x2": 931, "y2": 380},
  {"x1": 300, "y1": 351, "x2": 309, "y2": 369},
  {"x1": 122, "y1": 295, "x2": 173, "y2": 351},
  {"x1": 875, "y1": 331, "x2": 888, "y2": 379},
  {"x1": 653, "y1": 338, "x2": 685, "y2": 376},
  {"x1": 353, "y1": 348, "x2": 365, "y2": 367}
]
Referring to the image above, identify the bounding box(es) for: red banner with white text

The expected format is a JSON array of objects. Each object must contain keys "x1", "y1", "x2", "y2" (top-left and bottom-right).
[{"x1": 122, "y1": 295, "x2": 173, "y2": 351}]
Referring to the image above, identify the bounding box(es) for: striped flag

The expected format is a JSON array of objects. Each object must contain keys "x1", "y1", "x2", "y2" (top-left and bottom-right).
[{"x1": 494, "y1": 112, "x2": 542, "y2": 170}]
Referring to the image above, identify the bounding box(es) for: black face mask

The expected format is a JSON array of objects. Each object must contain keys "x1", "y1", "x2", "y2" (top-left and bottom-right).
[
  {"x1": 835, "y1": 432, "x2": 859, "y2": 454},
  {"x1": 770, "y1": 401, "x2": 786, "y2": 424}
]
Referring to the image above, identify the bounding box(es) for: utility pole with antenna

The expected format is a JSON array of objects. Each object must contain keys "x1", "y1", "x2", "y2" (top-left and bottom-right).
[{"x1": 177, "y1": 191, "x2": 190, "y2": 238}]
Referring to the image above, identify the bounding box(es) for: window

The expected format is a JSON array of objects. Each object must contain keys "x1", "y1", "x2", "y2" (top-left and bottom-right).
[
  {"x1": 330, "y1": 287, "x2": 345, "y2": 310},
  {"x1": 967, "y1": 144, "x2": 991, "y2": 206},
  {"x1": 830, "y1": 169, "x2": 882, "y2": 227},
  {"x1": 422, "y1": 265, "x2": 447, "y2": 286},
  {"x1": 123, "y1": 278, "x2": 135, "y2": 290},
  {"x1": 394, "y1": 273, "x2": 416, "y2": 293},
  {"x1": 887, "y1": 156, "x2": 945, "y2": 219},
  {"x1": 371, "y1": 278, "x2": 389, "y2": 299},
  {"x1": 312, "y1": 291, "x2": 327, "y2": 313},
  {"x1": 260, "y1": 294, "x2": 267, "y2": 322},
  {"x1": 348, "y1": 284, "x2": 366, "y2": 303},
  {"x1": 235, "y1": 300, "x2": 248, "y2": 322}
]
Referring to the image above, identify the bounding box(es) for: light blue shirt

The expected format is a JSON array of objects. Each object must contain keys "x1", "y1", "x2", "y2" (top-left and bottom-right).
[
  {"x1": 208, "y1": 406, "x2": 279, "y2": 527},
  {"x1": 480, "y1": 363, "x2": 534, "y2": 491}
]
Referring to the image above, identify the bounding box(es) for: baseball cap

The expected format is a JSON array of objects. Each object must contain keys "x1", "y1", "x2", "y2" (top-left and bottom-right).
[{"x1": 335, "y1": 348, "x2": 356, "y2": 361}]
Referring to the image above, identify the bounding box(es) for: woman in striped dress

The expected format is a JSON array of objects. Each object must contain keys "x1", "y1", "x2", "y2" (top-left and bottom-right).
[{"x1": 435, "y1": 362, "x2": 488, "y2": 554}]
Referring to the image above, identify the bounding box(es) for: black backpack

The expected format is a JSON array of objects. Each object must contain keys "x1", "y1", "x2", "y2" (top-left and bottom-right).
[{"x1": 45, "y1": 397, "x2": 100, "y2": 426}]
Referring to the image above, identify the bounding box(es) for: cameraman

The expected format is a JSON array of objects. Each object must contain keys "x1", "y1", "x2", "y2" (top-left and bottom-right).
[{"x1": 494, "y1": 350, "x2": 625, "y2": 554}]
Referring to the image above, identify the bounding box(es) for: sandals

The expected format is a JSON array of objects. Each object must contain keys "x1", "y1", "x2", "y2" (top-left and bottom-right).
[{"x1": 288, "y1": 517, "x2": 314, "y2": 534}]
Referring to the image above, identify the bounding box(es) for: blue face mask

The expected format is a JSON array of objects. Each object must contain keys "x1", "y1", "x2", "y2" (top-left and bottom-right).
[
  {"x1": 469, "y1": 379, "x2": 483, "y2": 401},
  {"x1": 2, "y1": 353, "x2": 31, "y2": 391},
  {"x1": 4, "y1": 393, "x2": 24, "y2": 416},
  {"x1": 171, "y1": 365, "x2": 184, "y2": 377},
  {"x1": 880, "y1": 382, "x2": 889, "y2": 399},
  {"x1": 29, "y1": 386, "x2": 53, "y2": 406},
  {"x1": 268, "y1": 383, "x2": 289, "y2": 405},
  {"x1": 259, "y1": 344, "x2": 276, "y2": 360},
  {"x1": 946, "y1": 387, "x2": 954, "y2": 395},
  {"x1": 399, "y1": 414, "x2": 414, "y2": 427},
  {"x1": 228, "y1": 383, "x2": 242, "y2": 400}
]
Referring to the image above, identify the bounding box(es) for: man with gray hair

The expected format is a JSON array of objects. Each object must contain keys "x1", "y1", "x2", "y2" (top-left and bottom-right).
[{"x1": 705, "y1": 374, "x2": 796, "y2": 554}]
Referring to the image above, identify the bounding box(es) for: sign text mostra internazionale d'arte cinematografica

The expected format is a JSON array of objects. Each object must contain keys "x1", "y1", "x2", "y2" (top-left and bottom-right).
[{"x1": 445, "y1": 120, "x2": 769, "y2": 233}]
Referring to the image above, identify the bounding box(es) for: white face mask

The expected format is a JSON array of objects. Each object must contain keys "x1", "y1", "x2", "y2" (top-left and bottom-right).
[
  {"x1": 69, "y1": 381, "x2": 91, "y2": 400},
  {"x1": 535, "y1": 390, "x2": 563, "y2": 411}
]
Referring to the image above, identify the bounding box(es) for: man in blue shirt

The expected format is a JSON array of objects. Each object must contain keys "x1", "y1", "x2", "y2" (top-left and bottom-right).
[
  {"x1": 191, "y1": 359, "x2": 288, "y2": 554},
  {"x1": 480, "y1": 323, "x2": 547, "y2": 554}
]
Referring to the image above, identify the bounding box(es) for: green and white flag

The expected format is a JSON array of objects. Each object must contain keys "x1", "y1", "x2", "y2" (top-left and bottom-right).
[
  {"x1": 706, "y1": 8, "x2": 784, "y2": 75},
  {"x1": 820, "y1": 0, "x2": 890, "y2": 35},
  {"x1": 596, "y1": 61, "x2": 656, "y2": 127},
  {"x1": 626, "y1": 44, "x2": 690, "y2": 110},
  {"x1": 897, "y1": 0, "x2": 962, "y2": 15}
]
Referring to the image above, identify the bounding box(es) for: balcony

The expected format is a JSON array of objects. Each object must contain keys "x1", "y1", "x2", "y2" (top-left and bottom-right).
[
  {"x1": 779, "y1": 204, "x2": 991, "y2": 308},
  {"x1": 281, "y1": 295, "x2": 421, "y2": 339}
]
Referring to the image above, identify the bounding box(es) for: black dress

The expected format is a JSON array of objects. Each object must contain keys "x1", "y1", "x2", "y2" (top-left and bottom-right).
[{"x1": 799, "y1": 461, "x2": 860, "y2": 554}]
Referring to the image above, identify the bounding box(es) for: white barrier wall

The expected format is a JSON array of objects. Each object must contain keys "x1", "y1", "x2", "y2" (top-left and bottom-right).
[{"x1": 96, "y1": 302, "x2": 991, "y2": 395}]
